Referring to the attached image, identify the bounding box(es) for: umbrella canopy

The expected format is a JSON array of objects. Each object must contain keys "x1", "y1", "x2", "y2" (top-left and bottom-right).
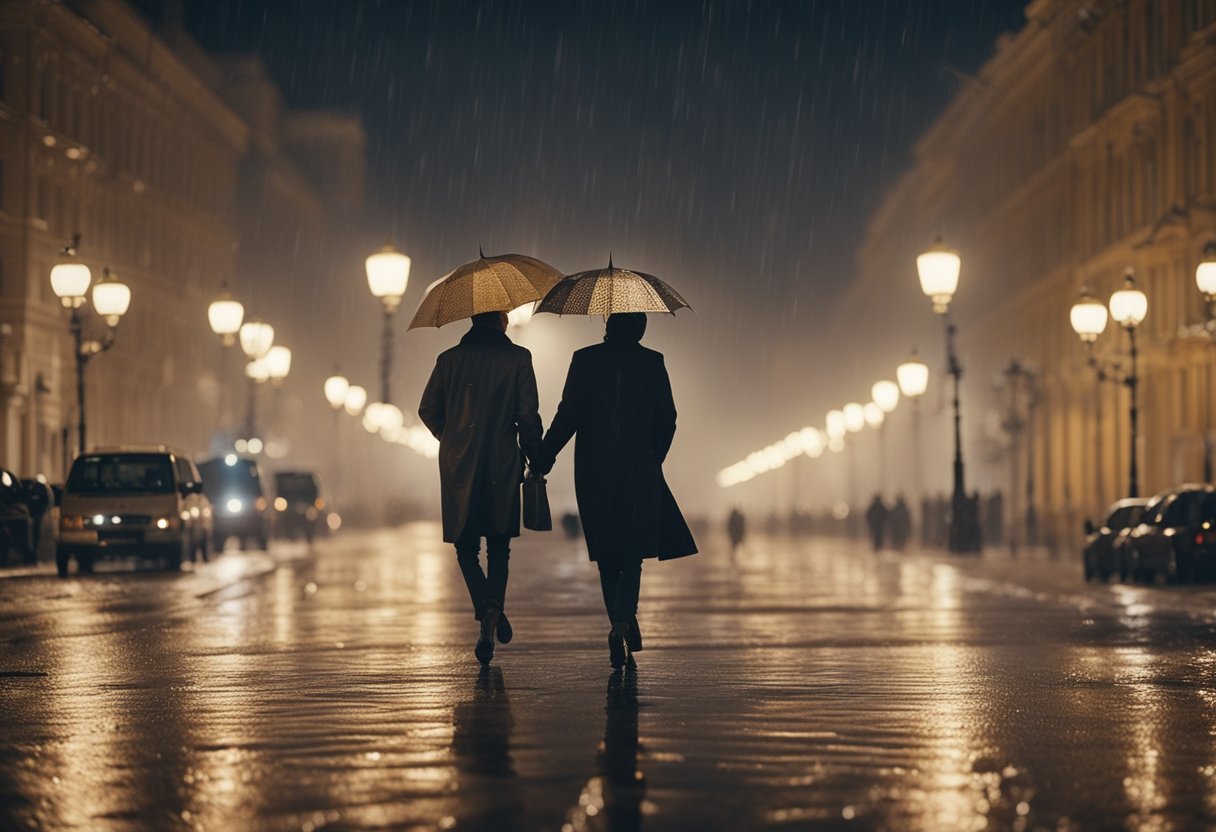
[
  {"x1": 536, "y1": 260, "x2": 691, "y2": 316},
  {"x1": 407, "y1": 252, "x2": 563, "y2": 329}
]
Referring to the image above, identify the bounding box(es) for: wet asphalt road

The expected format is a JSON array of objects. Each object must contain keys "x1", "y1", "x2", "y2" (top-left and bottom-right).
[{"x1": 3, "y1": 527, "x2": 1216, "y2": 831}]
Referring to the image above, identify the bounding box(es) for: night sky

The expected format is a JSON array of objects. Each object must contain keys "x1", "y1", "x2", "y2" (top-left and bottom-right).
[{"x1": 177, "y1": 0, "x2": 1029, "y2": 507}]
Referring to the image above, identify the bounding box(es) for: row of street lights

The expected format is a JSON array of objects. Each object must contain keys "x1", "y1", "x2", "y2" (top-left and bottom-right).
[{"x1": 716, "y1": 352, "x2": 929, "y2": 495}]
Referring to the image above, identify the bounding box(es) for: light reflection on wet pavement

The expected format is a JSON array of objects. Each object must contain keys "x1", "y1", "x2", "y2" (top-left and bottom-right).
[{"x1": 4, "y1": 525, "x2": 1216, "y2": 830}]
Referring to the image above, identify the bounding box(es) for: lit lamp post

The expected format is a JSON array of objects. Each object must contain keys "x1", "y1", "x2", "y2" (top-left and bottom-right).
[
  {"x1": 49, "y1": 236, "x2": 131, "y2": 454},
  {"x1": 897, "y1": 353, "x2": 930, "y2": 543},
  {"x1": 916, "y1": 237, "x2": 979, "y2": 553},
  {"x1": 843, "y1": 402, "x2": 865, "y2": 536},
  {"x1": 238, "y1": 319, "x2": 274, "y2": 445},
  {"x1": 207, "y1": 286, "x2": 245, "y2": 347},
  {"x1": 1194, "y1": 242, "x2": 1216, "y2": 480},
  {"x1": 871, "y1": 380, "x2": 900, "y2": 491},
  {"x1": 323, "y1": 372, "x2": 349, "y2": 510},
  {"x1": 366, "y1": 243, "x2": 411, "y2": 416},
  {"x1": 1070, "y1": 270, "x2": 1147, "y2": 498}
]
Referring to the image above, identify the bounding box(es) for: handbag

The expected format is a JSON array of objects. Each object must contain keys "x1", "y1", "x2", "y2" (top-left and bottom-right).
[{"x1": 522, "y1": 474, "x2": 552, "y2": 531}]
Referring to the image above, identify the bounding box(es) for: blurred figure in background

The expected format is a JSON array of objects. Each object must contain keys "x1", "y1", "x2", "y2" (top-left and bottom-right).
[
  {"x1": 889, "y1": 495, "x2": 911, "y2": 551},
  {"x1": 727, "y1": 507, "x2": 746, "y2": 555},
  {"x1": 865, "y1": 495, "x2": 889, "y2": 552}
]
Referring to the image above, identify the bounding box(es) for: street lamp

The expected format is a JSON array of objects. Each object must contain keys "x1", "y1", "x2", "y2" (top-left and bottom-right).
[
  {"x1": 343, "y1": 384, "x2": 368, "y2": 417},
  {"x1": 843, "y1": 402, "x2": 866, "y2": 434},
  {"x1": 208, "y1": 286, "x2": 245, "y2": 347},
  {"x1": 239, "y1": 320, "x2": 274, "y2": 361},
  {"x1": 917, "y1": 237, "x2": 979, "y2": 553},
  {"x1": 872, "y1": 380, "x2": 900, "y2": 414},
  {"x1": 897, "y1": 351, "x2": 930, "y2": 547},
  {"x1": 49, "y1": 237, "x2": 130, "y2": 454},
  {"x1": 324, "y1": 374, "x2": 350, "y2": 409},
  {"x1": 1194, "y1": 241, "x2": 1216, "y2": 479},
  {"x1": 1070, "y1": 271, "x2": 1147, "y2": 499},
  {"x1": 366, "y1": 243, "x2": 411, "y2": 408},
  {"x1": 265, "y1": 345, "x2": 292, "y2": 384}
]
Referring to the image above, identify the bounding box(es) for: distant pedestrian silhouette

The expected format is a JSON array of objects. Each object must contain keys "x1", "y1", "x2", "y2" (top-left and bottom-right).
[
  {"x1": 865, "y1": 495, "x2": 888, "y2": 552},
  {"x1": 889, "y1": 495, "x2": 912, "y2": 551},
  {"x1": 727, "y1": 507, "x2": 747, "y2": 555},
  {"x1": 419, "y1": 311, "x2": 545, "y2": 666},
  {"x1": 535, "y1": 313, "x2": 697, "y2": 668}
]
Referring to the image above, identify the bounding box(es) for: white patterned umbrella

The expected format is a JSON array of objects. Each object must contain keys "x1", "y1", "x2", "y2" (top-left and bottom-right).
[
  {"x1": 535, "y1": 259, "x2": 691, "y2": 316},
  {"x1": 408, "y1": 251, "x2": 563, "y2": 329}
]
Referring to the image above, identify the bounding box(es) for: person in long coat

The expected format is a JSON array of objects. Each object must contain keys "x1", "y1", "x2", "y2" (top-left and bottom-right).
[
  {"x1": 419, "y1": 311, "x2": 544, "y2": 665},
  {"x1": 535, "y1": 312, "x2": 697, "y2": 668}
]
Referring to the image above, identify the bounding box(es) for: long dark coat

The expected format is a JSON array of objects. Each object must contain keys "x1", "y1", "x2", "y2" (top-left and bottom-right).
[
  {"x1": 542, "y1": 340, "x2": 697, "y2": 563},
  {"x1": 419, "y1": 327, "x2": 544, "y2": 543}
]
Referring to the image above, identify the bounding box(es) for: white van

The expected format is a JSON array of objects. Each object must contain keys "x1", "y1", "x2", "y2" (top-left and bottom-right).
[{"x1": 57, "y1": 447, "x2": 213, "y2": 576}]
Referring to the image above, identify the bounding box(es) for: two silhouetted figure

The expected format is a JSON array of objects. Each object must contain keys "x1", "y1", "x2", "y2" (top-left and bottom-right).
[{"x1": 421, "y1": 311, "x2": 697, "y2": 669}]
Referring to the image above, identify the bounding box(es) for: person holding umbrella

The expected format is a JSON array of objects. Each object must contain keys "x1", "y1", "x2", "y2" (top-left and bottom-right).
[
  {"x1": 415, "y1": 251, "x2": 561, "y2": 666},
  {"x1": 532, "y1": 261, "x2": 698, "y2": 669}
]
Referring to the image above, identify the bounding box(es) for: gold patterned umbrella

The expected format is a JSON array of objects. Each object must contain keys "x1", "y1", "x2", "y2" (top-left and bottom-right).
[
  {"x1": 408, "y1": 251, "x2": 564, "y2": 329},
  {"x1": 535, "y1": 258, "x2": 692, "y2": 316}
]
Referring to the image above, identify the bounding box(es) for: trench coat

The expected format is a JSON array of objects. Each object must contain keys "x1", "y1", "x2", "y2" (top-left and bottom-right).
[
  {"x1": 419, "y1": 327, "x2": 544, "y2": 543},
  {"x1": 541, "y1": 340, "x2": 697, "y2": 563}
]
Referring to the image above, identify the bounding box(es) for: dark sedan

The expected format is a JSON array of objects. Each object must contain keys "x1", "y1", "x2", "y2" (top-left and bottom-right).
[
  {"x1": 1125, "y1": 484, "x2": 1216, "y2": 584},
  {"x1": 1082, "y1": 498, "x2": 1148, "y2": 582}
]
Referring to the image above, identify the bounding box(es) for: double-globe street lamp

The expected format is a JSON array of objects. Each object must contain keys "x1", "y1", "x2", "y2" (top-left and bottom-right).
[
  {"x1": 916, "y1": 238, "x2": 980, "y2": 552},
  {"x1": 365, "y1": 244, "x2": 411, "y2": 435},
  {"x1": 49, "y1": 235, "x2": 132, "y2": 454},
  {"x1": 1070, "y1": 270, "x2": 1148, "y2": 498},
  {"x1": 1192, "y1": 241, "x2": 1216, "y2": 480},
  {"x1": 238, "y1": 319, "x2": 275, "y2": 446}
]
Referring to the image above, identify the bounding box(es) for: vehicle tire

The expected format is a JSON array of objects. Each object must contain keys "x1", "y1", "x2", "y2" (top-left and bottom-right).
[
  {"x1": 166, "y1": 543, "x2": 183, "y2": 572},
  {"x1": 55, "y1": 548, "x2": 70, "y2": 578},
  {"x1": 1176, "y1": 553, "x2": 1195, "y2": 585},
  {"x1": 77, "y1": 552, "x2": 95, "y2": 574}
]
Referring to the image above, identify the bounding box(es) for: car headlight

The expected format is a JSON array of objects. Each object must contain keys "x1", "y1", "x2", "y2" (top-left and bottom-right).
[
  {"x1": 226, "y1": 498, "x2": 243, "y2": 514},
  {"x1": 61, "y1": 515, "x2": 86, "y2": 531},
  {"x1": 155, "y1": 517, "x2": 178, "y2": 530}
]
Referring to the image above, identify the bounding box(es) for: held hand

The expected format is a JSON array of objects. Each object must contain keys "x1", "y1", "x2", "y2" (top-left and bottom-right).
[{"x1": 528, "y1": 456, "x2": 554, "y2": 478}]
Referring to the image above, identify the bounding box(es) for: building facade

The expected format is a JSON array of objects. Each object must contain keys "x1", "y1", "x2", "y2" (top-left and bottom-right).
[
  {"x1": 0, "y1": 0, "x2": 247, "y2": 477},
  {"x1": 827, "y1": 0, "x2": 1216, "y2": 549},
  {"x1": 0, "y1": 1, "x2": 368, "y2": 488}
]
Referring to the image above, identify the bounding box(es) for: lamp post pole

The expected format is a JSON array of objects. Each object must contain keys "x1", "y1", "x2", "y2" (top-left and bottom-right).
[
  {"x1": 1071, "y1": 271, "x2": 1147, "y2": 500},
  {"x1": 897, "y1": 352, "x2": 930, "y2": 544},
  {"x1": 917, "y1": 239, "x2": 979, "y2": 553},
  {"x1": 366, "y1": 243, "x2": 411, "y2": 414},
  {"x1": 50, "y1": 238, "x2": 130, "y2": 456},
  {"x1": 1193, "y1": 241, "x2": 1216, "y2": 482}
]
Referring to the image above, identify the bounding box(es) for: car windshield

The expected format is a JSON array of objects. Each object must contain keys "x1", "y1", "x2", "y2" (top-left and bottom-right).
[
  {"x1": 275, "y1": 474, "x2": 318, "y2": 500},
  {"x1": 199, "y1": 459, "x2": 263, "y2": 498},
  {"x1": 1108, "y1": 505, "x2": 1144, "y2": 529},
  {"x1": 67, "y1": 455, "x2": 175, "y2": 495}
]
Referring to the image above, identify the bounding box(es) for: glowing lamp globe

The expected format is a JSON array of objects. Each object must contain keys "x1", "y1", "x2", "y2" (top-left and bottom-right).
[
  {"x1": 864, "y1": 402, "x2": 885, "y2": 428},
  {"x1": 897, "y1": 355, "x2": 930, "y2": 399},
  {"x1": 1069, "y1": 289, "x2": 1108, "y2": 343},
  {"x1": 265, "y1": 345, "x2": 292, "y2": 381},
  {"x1": 324, "y1": 375, "x2": 350, "y2": 409},
  {"x1": 343, "y1": 385, "x2": 368, "y2": 417},
  {"x1": 508, "y1": 303, "x2": 535, "y2": 329},
  {"x1": 843, "y1": 402, "x2": 866, "y2": 433},
  {"x1": 871, "y1": 380, "x2": 900, "y2": 413},
  {"x1": 239, "y1": 320, "x2": 275, "y2": 360},
  {"x1": 366, "y1": 244, "x2": 411, "y2": 310},
  {"x1": 826, "y1": 410, "x2": 847, "y2": 441},
  {"x1": 208, "y1": 290, "x2": 245, "y2": 345},
  {"x1": 245, "y1": 358, "x2": 270, "y2": 383},
  {"x1": 917, "y1": 238, "x2": 961, "y2": 314},
  {"x1": 1198, "y1": 246, "x2": 1216, "y2": 299},
  {"x1": 91, "y1": 269, "x2": 131, "y2": 326},
  {"x1": 1109, "y1": 271, "x2": 1147, "y2": 329},
  {"x1": 50, "y1": 262, "x2": 92, "y2": 307}
]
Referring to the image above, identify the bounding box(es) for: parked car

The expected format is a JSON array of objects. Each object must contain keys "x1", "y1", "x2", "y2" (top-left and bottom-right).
[
  {"x1": 0, "y1": 468, "x2": 33, "y2": 566},
  {"x1": 273, "y1": 470, "x2": 325, "y2": 543},
  {"x1": 1125, "y1": 484, "x2": 1216, "y2": 584},
  {"x1": 198, "y1": 455, "x2": 270, "y2": 550},
  {"x1": 1082, "y1": 498, "x2": 1148, "y2": 582},
  {"x1": 57, "y1": 447, "x2": 213, "y2": 576}
]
